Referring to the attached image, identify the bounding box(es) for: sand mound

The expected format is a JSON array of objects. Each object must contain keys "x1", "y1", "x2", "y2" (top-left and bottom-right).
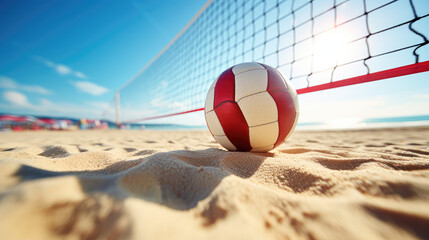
[
  {"x1": 0, "y1": 128, "x2": 429, "y2": 239},
  {"x1": 39, "y1": 145, "x2": 80, "y2": 158}
]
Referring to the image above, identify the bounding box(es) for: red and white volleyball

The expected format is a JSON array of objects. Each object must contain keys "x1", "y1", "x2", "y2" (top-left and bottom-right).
[{"x1": 204, "y1": 62, "x2": 299, "y2": 152}]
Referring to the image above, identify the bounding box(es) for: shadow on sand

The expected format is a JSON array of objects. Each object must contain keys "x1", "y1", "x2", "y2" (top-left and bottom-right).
[{"x1": 10, "y1": 148, "x2": 269, "y2": 210}]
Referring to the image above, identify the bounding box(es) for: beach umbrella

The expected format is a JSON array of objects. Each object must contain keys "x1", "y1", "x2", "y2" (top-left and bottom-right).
[
  {"x1": 0, "y1": 114, "x2": 32, "y2": 124},
  {"x1": 38, "y1": 118, "x2": 56, "y2": 125},
  {"x1": 24, "y1": 116, "x2": 40, "y2": 123},
  {"x1": 15, "y1": 116, "x2": 32, "y2": 122},
  {"x1": 0, "y1": 114, "x2": 21, "y2": 122}
]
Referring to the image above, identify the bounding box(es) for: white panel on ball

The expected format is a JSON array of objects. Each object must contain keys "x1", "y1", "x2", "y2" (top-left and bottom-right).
[
  {"x1": 209, "y1": 76, "x2": 218, "y2": 90},
  {"x1": 251, "y1": 145, "x2": 274, "y2": 153},
  {"x1": 249, "y1": 121, "x2": 279, "y2": 148},
  {"x1": 214, "y1": 135, "x2": 237, "y2": 151},
  {"x1": 205, "y1": 111, "x2": 225, "y2": 136},
  {"x1": 205, "y1": 87, "x2": 215, "y2": 113},
  {"x1": 232, "y1": 62, "x2": 265, "y2": 75},
  {"x1": 234, "y1": 69, "x2": 268, "y2": 101},
  {"x1": 237, "y1": 92, "x2": 278, "y2": 127}
]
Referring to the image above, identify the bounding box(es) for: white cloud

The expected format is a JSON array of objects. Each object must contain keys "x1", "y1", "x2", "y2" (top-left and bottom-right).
[
  {"x1": 74, "y1": 71, "x2": 86, "y2": 79},
  {"x1": 20, "y1": 85, "x2": 51, "y2": 95},
  {"x1": 34, "y1": 56, "x2": 86, "y2": 79},
  {"x1": 55, "y1": 64, "x2": 72, "y2": 75},
  {"x1": 412, "y1": 94, "x2": 429, "y2": 100},
  {"x1": 0, "y1": 76, "x2": 51, "y2": 95},
  {"x1": 3, "y1": 91, "x2": 31, "y2": 107},
  {"x1": 71, "y1": 81, "x2": 109, "y2": 96},
  {"x1": 0, "y1": 77, "x2": 16, "y2": 88},
  {"x1": 0, "y1": 92, "x2": 110, "y2": 119}
]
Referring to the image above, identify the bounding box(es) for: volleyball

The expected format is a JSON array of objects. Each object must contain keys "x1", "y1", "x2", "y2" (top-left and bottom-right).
[{"x1": 204, "y1": 62, "x2": 299, "y2": 152}]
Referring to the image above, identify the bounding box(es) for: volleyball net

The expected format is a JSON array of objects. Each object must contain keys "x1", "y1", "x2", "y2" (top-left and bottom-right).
[{"x1": 102, "y1": 0, "x2": 429, "y2": 124}]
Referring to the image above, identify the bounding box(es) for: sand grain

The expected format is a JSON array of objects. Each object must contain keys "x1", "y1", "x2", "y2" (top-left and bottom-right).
[{"x1": 0, "y1": 127, "x2": 429, "y2": 239}]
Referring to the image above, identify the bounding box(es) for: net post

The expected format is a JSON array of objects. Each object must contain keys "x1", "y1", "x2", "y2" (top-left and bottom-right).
[{"x1": 115, "y1": 91, "x2": 120, "y2": 128}]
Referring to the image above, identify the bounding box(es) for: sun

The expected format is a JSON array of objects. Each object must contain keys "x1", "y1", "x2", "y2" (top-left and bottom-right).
[{"x1": 312, "y1": 28, "x2": 348, "y2": 72}]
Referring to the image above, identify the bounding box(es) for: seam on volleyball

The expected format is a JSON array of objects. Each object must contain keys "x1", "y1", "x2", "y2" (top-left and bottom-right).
[
  {"x1": 248, "y1": 120, "x2": 278, "y2": 128},
  {"x1": 233, "y1": 67, "x2": 266, "y2": 76},
  {"x1": 205, "y1": 87, "x2": 215, "y2": 113},
  {"x1": 213, "y1": 100, "x2": 236, "y2": 110},
  {"x1": 205, "y1": 115, "x2": 214, "y2": 137},
  {"x1": 214, "y1": 78, "x2": 286, "y2": 106},
  {"x1": 268, "y1": 87, "x2": 288, "y2": 93},
  {"x1": 236, "y1": 90, "x2": 267, "y2": 103},
  {"x1": 212, "y1": 134, "x2": 226, "y2": 137}
]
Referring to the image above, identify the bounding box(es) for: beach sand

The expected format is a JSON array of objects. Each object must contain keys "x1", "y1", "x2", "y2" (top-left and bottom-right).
[{"x1": 0, "y1": 127, "x2": 429, "y2": 240}]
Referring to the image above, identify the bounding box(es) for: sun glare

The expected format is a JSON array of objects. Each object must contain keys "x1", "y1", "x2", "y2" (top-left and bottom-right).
[{"x1": 313, "y1": 28, "x2": 348, "y2": 72}]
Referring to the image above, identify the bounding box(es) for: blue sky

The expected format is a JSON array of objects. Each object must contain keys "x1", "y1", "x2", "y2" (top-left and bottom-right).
[
  {"x1": 0, "y1": 0, "x2": 206, "y2": 118},
  {"x1": 1, "y1": 0, "x2": 429, "y2": 128}
]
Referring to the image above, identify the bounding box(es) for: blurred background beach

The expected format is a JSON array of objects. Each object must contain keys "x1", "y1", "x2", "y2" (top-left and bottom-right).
[{"x1": 1, "y1": 0, "x2": 429, "y2": 130}]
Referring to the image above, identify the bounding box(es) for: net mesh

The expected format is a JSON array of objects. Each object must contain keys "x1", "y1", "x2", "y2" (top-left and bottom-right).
[{"x1": 106, "y1": 0, "x2": 429, "y2": 123}]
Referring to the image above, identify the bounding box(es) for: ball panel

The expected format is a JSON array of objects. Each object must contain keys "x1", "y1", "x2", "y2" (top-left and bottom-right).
[
  {"x1": 262, "y1": 63, "x2": 288, "y2": 91},
  {"x1": 213, "y1": 67, "x2": 235, "y2": 109},
  {"x1": 214, "y1": 135, "x2": 237, "y2": 151},
  {"x1": 284, "y1": 78, "x2": 299, "y2": 111},
  {"x1": 210, "y1": 75, "x2": 219, "y2": 89},
  {"x1": 284, "y1": 109, "x2": 299, "y2": 146},
  {"x1": 214, "y1": 101, "x2": 251, "y2": 151},
  {"x1": 237, "y1": 92, "x2": 278, "y2": 127},
  {"x1": 249, "y1": 121, "x2": 279, "y2": 148},
  {"x1": 268, "y1": 89, "x2": 297, "y2": 148},
  {"x1": 205, "y1": 87, "x2": 215, "y2": 113},
  {"x1": 234, "y1": 69, "x2": 268, "y2": 102},
  {"x1": 232, "y1": 62, "x2": 265, "y2": 75},
  {"x1": 205, "y1": 110, "x2": 225, "y2": 136},
  {"x1": 251, "y1": 145, "x2": 274, "y2": 153}
]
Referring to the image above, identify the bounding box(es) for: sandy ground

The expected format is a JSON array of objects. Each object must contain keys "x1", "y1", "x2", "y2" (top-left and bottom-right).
[{"x1": 0, "y1": 127, "x2": 429, "y2": 240}]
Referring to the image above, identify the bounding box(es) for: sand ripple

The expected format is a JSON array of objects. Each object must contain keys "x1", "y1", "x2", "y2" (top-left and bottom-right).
[{"x1": 0, "y1": 128, "x2": 429, "y2": 239}]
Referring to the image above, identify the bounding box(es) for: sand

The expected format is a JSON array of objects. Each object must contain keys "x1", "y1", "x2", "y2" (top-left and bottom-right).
[{"x1": 0, "y1": 127, "x2": 429, "y2": 240}]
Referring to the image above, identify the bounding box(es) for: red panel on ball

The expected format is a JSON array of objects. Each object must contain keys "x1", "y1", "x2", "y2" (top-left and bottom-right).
[
  {"x1": 262, "y1": 63, "x2": 287, "y2": 91},
  {"x1": 269, "y1": 89, "x2": 297, "y2": 148},
  {"x1": 214, "y1": 101, "x2": 252, "y2": 151},
  {"x1": 214, "y1": 67, "x2": 235, "y2": 108}
]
